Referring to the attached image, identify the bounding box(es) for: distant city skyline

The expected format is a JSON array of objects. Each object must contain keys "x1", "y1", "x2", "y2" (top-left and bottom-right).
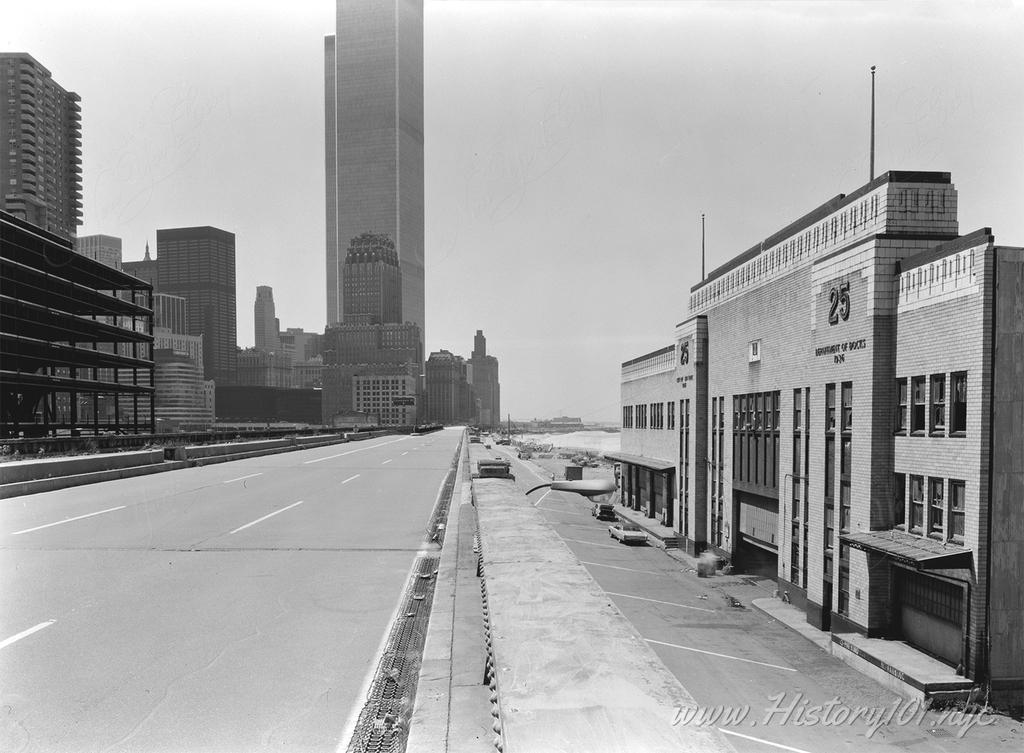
[{"x1": 5, "y1": 2, "x2": 1022, "y2": 421}]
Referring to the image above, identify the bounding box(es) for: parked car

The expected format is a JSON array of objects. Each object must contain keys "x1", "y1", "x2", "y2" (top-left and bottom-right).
[
  {"x1": 592, "y1": 502, "x2": 616, "y2": 521},
  {"x1": 608, "y1": 521, "x2": 648, "y2": 545}
]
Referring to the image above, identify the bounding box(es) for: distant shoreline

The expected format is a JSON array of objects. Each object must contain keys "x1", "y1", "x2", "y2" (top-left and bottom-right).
[{"x1": 517, "y1": 430, "x2": 620, "y2": 454}]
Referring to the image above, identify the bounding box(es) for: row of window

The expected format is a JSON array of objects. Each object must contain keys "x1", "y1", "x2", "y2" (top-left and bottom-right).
[
  {"x1": 622, "y1": 402, "x2": 675, "y2": 430},
  {"x1": 894, "y1": 472, "x2": 965, "y2": 542},
  {"x1": 896, "y1": 372, "x2": 967, "y2": 436}
]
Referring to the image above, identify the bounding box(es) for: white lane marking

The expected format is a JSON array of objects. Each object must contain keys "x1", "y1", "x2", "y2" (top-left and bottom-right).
[
  {"x1": 11, "y1": 506, "x2": 126, "y2": 536},
  {"x1": 536, "y1": 505, "x2": 583, "y2": 516},
  {"x1": 223, "y1": 473, "x2": 262, "y2": 484},
  {"x1": 532, "y1": 489, "x2": 552, "y2": 507},
  {"x1": 401, "y1": 452, "x2": 408, "y2": 456},
  {"x1": 604, "y1": 591, "x2": 715, "y2": 613},
  {"x1": 381, "y1": 459, "x2": 392, "y2": 465},
  {"x1": 0, "y1": 620, "x2": 56, "y2": 650},
  {"x1": 303, "y1": 437, "x2": 407, "y2": 464},
  {"x1": 229, "y1": 500, "x2": 304, "y2": 535},
  {"x1": 559, "y1": 536, "x2": 619, "y2": 549},
  {"x1": 645, "y1": 638, "x2": 797, "y2": 672},
  {"x1": 342, "y1": 474, "x2": 360, "y2": 484},
  {"x1": 717, "y1": 729, "x2": 815, "y2": 753},
  {"x1": 579, "y1": 561, "x2": 658, "y2": 574}
]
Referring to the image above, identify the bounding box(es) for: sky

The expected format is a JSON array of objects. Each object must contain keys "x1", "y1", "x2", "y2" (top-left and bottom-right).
[{"x1": 4, "y1": 1, "x2": 1023, "y2": 423}]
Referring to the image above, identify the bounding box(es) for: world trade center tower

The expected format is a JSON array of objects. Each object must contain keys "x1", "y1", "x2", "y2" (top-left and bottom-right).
[{"x1": 325, "y1": 0, "x2": 424, "y2": 342}]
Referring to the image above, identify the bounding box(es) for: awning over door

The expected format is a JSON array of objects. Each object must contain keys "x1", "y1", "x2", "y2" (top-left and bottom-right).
[
  {"x1": 841, "y1": 530, "x2": 973, "y2": 571},
  {"x1": 603, "y1": 452, "x2": 675, "y2": 472}
]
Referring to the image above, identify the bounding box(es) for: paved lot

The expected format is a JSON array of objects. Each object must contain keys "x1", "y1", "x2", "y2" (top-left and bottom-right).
[
  {"x1": 0, "y1": 429, "x2": 463, "y2": 753},
  {"x1": 489, "y1": 447, "x2": 1020, "y2": 753}
]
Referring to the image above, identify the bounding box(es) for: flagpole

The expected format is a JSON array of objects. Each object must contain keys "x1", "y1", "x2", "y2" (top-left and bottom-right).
[
  {"x1": 701, "y1": 213, "x2": 706, "y2": 281},
  {"x1": 870, "y1": 65, "x2": 876, "y2": 181}
]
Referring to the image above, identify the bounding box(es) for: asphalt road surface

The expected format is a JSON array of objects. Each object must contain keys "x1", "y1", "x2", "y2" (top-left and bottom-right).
[
  {"x1": 0, "y1": 428, "x2": 463, "y2": 753},
  {"x1": 495, "y1": 448, "x2": 1014, "y2": 753}
]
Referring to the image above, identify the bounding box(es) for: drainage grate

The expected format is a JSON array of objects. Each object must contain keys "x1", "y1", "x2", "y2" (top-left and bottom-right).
[
  {"x1": 347, "y1": 554, "x2": 440, "y2": 753},
  {"x1": 347, "y1": 435, "x2": 464, "y2": 753}
]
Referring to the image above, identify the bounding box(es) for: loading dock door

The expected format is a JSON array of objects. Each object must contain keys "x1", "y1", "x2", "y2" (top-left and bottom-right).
[{"x1": 894, "y1": 569, "x2": 964, "y2": 667}]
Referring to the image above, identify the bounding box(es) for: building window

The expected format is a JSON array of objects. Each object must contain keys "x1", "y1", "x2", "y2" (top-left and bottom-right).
[
  {"x1": 910, "y1": 475, "x2": 924, "y2": 532},
  {"x1": 894, "y1": 473, "x2": 906, "y2": 527},
  {"x1": 793, "y1": 388, "x2": 802, "y2": 431},
  {"x1": 825, "y1": 383, "x2": 836, "y2": 432},
  {"x1": 930, "y1": 374, "x2": 946, "y2": 434},
  {"x1": 667, "y1": 400, "x2": 675, "y2": 431},
  {"x1": 841, "y1": 382, "x2": 853, "y2": 432},
  {"x1": 892, "y1": 379, "x2": 909, "y2": 432},
  {"x1": 929, "y1": 478, "x2": 944, "y2": 536},
  {"x1": 838, "y1": 543, "x2": 850, "y2": 616},
  {"x1": 950, "y1": 372, "x2": 967, "y2": 434},
  {"x1": 911, "y1": 376, "x2": 926, "y2": 433},
  {"x1": 949, "y1": 480, "x2": 965, "y2": 541}
]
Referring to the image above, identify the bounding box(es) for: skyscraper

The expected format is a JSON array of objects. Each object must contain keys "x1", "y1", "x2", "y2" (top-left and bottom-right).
[
  {"x1": 325, "y1": 0, "x2": 424, "y2": 339},
  {"x1": 468, "y1": 329, "x2": 501, "y2": 429},
  {"x1": 156, "y1": 226, "x2": 237, "y2": 385},
  {"x1": 342, "y1": 233, "x2": 402, "y2": 325},
  {"x1": 254, "y1": 285, "x2": 280, "y2": 351},
  {"x1": 0, "y1": 53, "x2": 83, "y2": 240}
]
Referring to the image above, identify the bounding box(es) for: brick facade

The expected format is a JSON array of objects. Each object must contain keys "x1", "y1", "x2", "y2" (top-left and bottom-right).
[{"x1": 618, "y1": 171, "x2": 1023, "y2": 702}]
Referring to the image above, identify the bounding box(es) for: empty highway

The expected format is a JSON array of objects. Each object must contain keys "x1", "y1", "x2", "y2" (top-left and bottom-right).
[{"x1": 0, "y1": 428, "x2": 463, "y2": 753}]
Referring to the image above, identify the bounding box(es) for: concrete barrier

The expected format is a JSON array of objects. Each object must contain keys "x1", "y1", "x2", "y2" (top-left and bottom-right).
[
  {"x1": 0, "y1": 433, "x2": 355, "y2": 498},
  {"x1": 0, "y1": 449, "x2": 165, "y2": 484}
]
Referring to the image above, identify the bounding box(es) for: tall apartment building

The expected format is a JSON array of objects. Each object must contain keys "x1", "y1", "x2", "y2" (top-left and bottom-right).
[
  {"x1": 0, "y1": 53, "x2": 82, "y2": 240},
  {"x1": 253, "y1": 285, "x2": 281, "y2": 352},
  {"x1": 156, "y1": 226, "x2": 237, "y2": 385},
  {"x1": 614, "y1": 171, "x2": 1023, "y2": 705},
  {"x1": 75, "y1": 234, "x2": 122, "y2": 270},
  {"x1": 342, "y1": 233, "x2": 402, "y2": 325},
  {"x1": 468, "y1": 329, "x2": 500, "y2": 429},
  {"x1": 325, "y1": 0, "x2": 424, "y2": 340}
]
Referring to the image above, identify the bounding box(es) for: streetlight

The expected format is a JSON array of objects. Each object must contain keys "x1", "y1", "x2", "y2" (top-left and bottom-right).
[{"x1": 525, "y1": 478, "x2": 617, "y2": 500}]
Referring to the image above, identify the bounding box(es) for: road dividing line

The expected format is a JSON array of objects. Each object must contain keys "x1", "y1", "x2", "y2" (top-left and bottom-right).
[
  {"x1": 303, "y1": 436, "x2": 407, "y2": 464},
  {"x1": 645, "y1": 638, "x2": 797, "y2": 672},
  {"x1": 559, "y1": 536, "x2": 619, "y2": 549},
  {"x1": 229, "y1": 500, "x2": 304, "y2": 535},
  {"x1": 11, "y1": 506, "x2": 126, "y2": 536},
  {"x1": 579, "y1": 561, "x2": 658, "y2": 574},
  {"x1": 401, "y1": 452, "x2": 408, "y2": 456},
  {"x1": 717, "y1": 729, "x2": 815, "y2": 753},
  {"x1": 223, "y1": 473, "x2": 262, "y2": 484},
  {"x1": 342, "y1": 474, "x2": 360, "y2": 484},
  {"x1": 381, "y1": 459, "x2": 392, "y2": 465},
  {"x1": 604, "y1": 591, "x2": 715, "y2": 613},
  {"x1": 532, "y1": 489, "x2": 552, "y2": 506},
  {"x1": 0, "y1": 620, "x2": 55, "y2": 651}
]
